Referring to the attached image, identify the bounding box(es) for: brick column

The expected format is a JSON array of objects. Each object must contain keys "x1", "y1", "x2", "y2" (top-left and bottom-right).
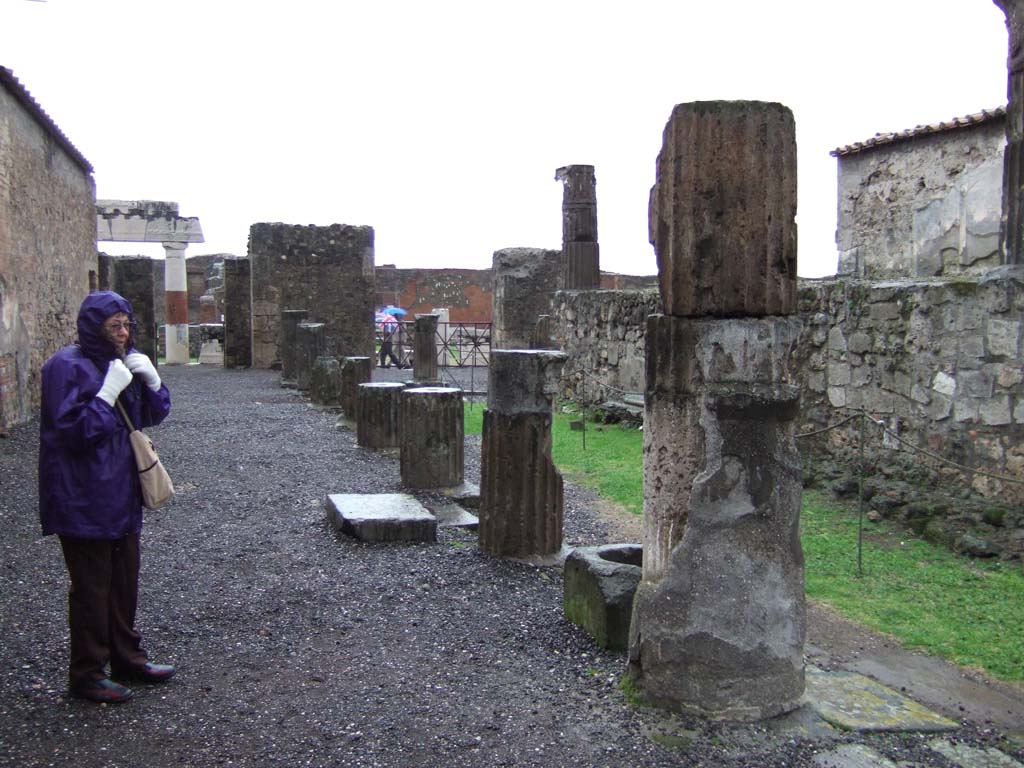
[{"x1": 163, "y1": 242, "x2": 190, "y2": 364}]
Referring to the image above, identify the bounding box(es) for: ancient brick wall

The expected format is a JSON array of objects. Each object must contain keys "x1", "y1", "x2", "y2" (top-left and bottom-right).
[
  {"x1": 553, "y1": 289, "x2": 661, "y2": 405},
  {"x1": 249, "y1": 223, "x2": 375, "y2": 369},
  {"x1": 0, "y1": 76, "x2": 95, "y2": 430},
  {"x1": 375, "y1": 266, "x2": 493, "y2": 322},
  {"x1": 836, "y1": 119, "x2": 1004, "y2": 279}
]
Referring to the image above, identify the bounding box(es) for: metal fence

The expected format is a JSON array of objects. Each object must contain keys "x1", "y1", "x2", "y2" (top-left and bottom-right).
[{"x1": 376, "y1": 321, "x2": 491, "y2": 368}]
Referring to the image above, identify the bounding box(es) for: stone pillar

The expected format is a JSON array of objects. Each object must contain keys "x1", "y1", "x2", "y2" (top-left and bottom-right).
[
  {"x1": 491, "y1": 248, "x2": 563, "y2": 350},
  {"x1": 280, "y1": 309, "x2": 308, "y2": 386},
  {"x1": 163, "y1": 241, "x2": 190, "y2": 364},
  {"x1": 556, "y1": 165, "x2": 600, "y2": 289},
  {"x1": 479, "y1": 350, "x2": 567, "y2": 558},
  {"x1": 412, "y1": 314, "x2": 441, "y2": 385},
  {"x1": 310, "y1": 356, "x2": 343, "y2": 406},
  {"x1": 357, "y1": 382, "x2": 405, "y2": 450},
  {"x1": 399, "y1": 387, "x2": 463, "y2": 489},
  {"x1": 295, "y1": 322, "x2": 325, "y2": 391},
  {"x1": 996, "y1": 0, "x2": 1024, "y2": 265},
  {"x1": 223, "y1": 257, "x2": 251, "y2": 369},
  {"x1": 340, "y1": 356, "x2": 372, "y2": 419},
  {"x1": 627, "y1": 101, "x2": 804, "y2": 722}
]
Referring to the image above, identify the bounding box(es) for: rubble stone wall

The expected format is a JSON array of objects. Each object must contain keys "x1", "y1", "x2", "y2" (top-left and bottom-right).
[
  {"x1": 249, "y1": 223, "x2": 376, "y2": 369},
  {"x1": 0, "y1": 81, "x2": 95, "y2": 430},
  {"x1": 836, "y1": 119, "x2": 1004, "y2": 279}
]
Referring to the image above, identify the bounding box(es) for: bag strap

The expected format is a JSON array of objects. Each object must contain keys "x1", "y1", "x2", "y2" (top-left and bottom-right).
[{"x1": 114, "y1": 398, "x2": 137, "y2": 432}]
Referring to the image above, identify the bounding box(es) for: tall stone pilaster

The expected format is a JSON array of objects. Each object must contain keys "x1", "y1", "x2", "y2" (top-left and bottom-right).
[
  {"x1": 280, "y1": 309, "x2": 308, "y2": 386},
  {"x1": 996, "y1": 0, "x2": 1024, "y2": 264},
  {"x1": 294, "y1": 322, "x2": 325, "y2": 391},
  {"x1": 628, "y1": 100, "x2": 804, "y2": 722},
  {"x1": 479, "y1": 350, "x2": 567, "y2": 558},
  {"x1": 412, "y1": 314, "x2": 440, "y2": 385},
  {"x1": 556, "y1": 165, "x2": 600, "y2": 289},
  {"x1": 223, "y1": 257, "x2": 251, "y2": 369},
  {"x1": 491, "y1": 248, "x2": 563, "y2": 350}
]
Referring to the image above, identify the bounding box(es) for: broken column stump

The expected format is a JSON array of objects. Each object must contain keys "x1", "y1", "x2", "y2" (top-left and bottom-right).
[
  {"x1": 556, "y1": 164, "x2": 601, "y2": 289},
  {"x1": 357, "y1": 382, "x2": 405, "y2": 451},
  {"x1": 399, "y1": 386, "x2": 464, "y2": 489},
  {"x1": 279, "y1": 309, "x2": 309, "y2": 386},
  {"x1": 295, "y1": 322, "x2": 326, "y2": 392},
  {"x1": 564, "y1": 544, "x2": 642, "y2": 651},
  {"x1": 412, "y1": 314, "x2": 441, "y2": 385},
  {"x1": 479, "y1": 349, "x2": 567, "y2": 558},
  {"x1": 310, "y1": 356, "x2": 343, "y2": 406},
  {"x1": 340, "y1": 356, "x2": 372, "y2": 421},
  {"x1": 627, "y1": 100, "x2": 805, "y2": 723}
]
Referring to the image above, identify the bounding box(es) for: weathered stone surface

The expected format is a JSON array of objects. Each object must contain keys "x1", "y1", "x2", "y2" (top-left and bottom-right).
[
  {"x1": 412, "y1": 314, "x2": 440, "y2": 384},
  {"x1": 629, "y1": 313, "x2": 804, "y2": 721},
  {"x1": 556, "y1": 164, "x2": 600, "y2": 289},
  {"x1": 479, "y1": 350, "x2": 567, "y2": 558},
  {"x1": 340, "y1": 356, "x2": 372, "y2": 419},
  {"x1": 325, "y1": 493, "x2": 437, "y2": 543},
  {"x1": 310, "y1": 356, "x2": 343, "y2": 406},
  {"x1": 648, "y1": 101, "x2": 797, "y2": 317},
  {"x1": 279, "y1": 309, "x2": 308, "y2": 385},
  {"x1": 249, "y1": 223, "x2": 376, "y2": 369},
  {"x1": 492, "y1": 248, "x2": 563, "y2": 350},
  {"x1": 198, "y1": 339, "x2": 223, "y2": 365},
  {"x1": 487, "y1": 350, "x2": 568, "y2": 414},
  {"x1": 356, "y1": 382, "x2": 404, "y2": 451},
  {"x1": 223, "y1": 257, "x2": 251, "y2": 368},
  {"x1": 294, "y1": 322, "x2": 325, "y2": 391},
  {"x1": 564, "y1": 544, "x2": 642, "y2": 651},
  {"x1": 399, "y1": 387, "x2": 464, "y2": 489}
]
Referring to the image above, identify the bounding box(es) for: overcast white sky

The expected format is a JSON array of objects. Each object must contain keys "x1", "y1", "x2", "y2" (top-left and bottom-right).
[{"x1": 1, "y1": 0, "x2": 1010, "y2": 277}]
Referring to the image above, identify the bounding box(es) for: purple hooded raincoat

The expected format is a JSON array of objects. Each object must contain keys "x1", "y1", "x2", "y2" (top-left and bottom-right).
[{"x1": 38, "y1": 291, "x2": 171, "y2": 539}]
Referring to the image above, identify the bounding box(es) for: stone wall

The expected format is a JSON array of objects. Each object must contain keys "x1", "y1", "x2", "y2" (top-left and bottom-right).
[
  {"x1": 553, "y1": 289, "x2": 661, "y2": 405},
  {"x1": 0, "y1": 70, "x2": 95, "y2": 431},
  {"x1": 796, "y1": 273, "x2": 1024, "y2": 503},
  {"x1": 836, "y1": 117, "x2": 1004, "y2": 279},
  {"x1": 249, "y1": 223, "x2": 375, "y2": 369},
  {"x1": 375, "y1": 266, "x2": 493, "y2": 322},
  {"x1": 222, "y1": 257, "x2": 251, "y2": 368}
]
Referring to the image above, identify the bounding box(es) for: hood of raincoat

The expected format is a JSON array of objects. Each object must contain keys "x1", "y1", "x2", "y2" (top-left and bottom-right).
[{"x1": 77, "y1": 291, "x2": 136, "y2": 365}]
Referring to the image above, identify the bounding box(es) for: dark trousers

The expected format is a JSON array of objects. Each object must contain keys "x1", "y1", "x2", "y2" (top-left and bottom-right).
[
  {"x1": 59, "y1": 533, "x2": 149, "y2": 687},
  {"x1": 379, "y1": 339, "x2": 401, "y2": 367}
]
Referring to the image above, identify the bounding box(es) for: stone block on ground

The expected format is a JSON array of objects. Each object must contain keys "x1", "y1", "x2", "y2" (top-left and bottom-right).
[
  {"x1": 804, "y1": 667, "x2": 958, "y2": 732},
  {"x1": 426, "y1": 500, "x2": 479, "y2": 530},
  {"x1": 439, "y1": 481, "x2": 480, "y2": 509},
  {"x1": 563, "y1": 544, "x2": 642, "y2": 651},
  {"x1": 325, "y1": 493, "x2": 437, "y2": 543},
  {"x1": 198, "y1": 339, "x2": 223, "y2": 365}
]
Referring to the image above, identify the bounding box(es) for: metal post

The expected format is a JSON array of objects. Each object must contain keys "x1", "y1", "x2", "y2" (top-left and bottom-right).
[{"x1": 857, "y1": 412, "x2": 865, "y2": 577}]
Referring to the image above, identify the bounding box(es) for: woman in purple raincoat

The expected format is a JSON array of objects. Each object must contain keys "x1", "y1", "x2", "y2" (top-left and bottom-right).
[{"x1": 39, "y1": 291, "x2": 175, "y2": 703}]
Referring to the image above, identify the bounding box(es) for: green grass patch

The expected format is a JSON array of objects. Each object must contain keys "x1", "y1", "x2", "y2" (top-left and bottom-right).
[
  {"x1": 551, "y1": 414, "x2": 644, "y2": 516},
  {"x1": 802, "y1": 491, "x2": 1024, "y2": 681}
]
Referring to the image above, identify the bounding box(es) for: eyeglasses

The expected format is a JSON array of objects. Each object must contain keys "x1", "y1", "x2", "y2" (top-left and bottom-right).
[{"x1": 103, "y1": 321, "x2": 136, "y2": 332}]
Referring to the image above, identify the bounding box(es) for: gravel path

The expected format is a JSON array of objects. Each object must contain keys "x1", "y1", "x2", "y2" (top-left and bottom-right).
[{"x1": 0, "y1": 366, "x2": 1019, "y2": 767}]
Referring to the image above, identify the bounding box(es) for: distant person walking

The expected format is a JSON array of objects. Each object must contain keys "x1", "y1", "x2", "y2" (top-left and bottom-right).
[
  {"x1": 376, "y1": 310, "x2": 403, "y2": 368},
  {"x1": 38, "y1": 291, "x2": 175, "y2": 704}
]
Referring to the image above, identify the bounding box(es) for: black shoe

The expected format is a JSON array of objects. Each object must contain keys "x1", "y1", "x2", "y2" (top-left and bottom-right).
[
  {"x1": 70, "y1": 678, "x2": 134, "y2": 704},
  {"x1": 112, "y1": 662, "x2": 175, "y2": 684}
]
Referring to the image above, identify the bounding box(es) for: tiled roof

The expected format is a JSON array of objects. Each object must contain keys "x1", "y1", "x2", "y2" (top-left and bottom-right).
[
  {"x1": 830, "y1": 106, "x2": 1006, "y2": 158},
  {"x1": 0, "y1": 66, "x2": 93, "y2": 174}
]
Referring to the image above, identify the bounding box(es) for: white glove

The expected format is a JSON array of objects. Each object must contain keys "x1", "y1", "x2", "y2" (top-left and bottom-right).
[
  {"x1": 96, "y1": 359, "x2": 133, "y2": 406},
  {"x1": 124, "y1": 352, "x2": 161, "y2": 391}
]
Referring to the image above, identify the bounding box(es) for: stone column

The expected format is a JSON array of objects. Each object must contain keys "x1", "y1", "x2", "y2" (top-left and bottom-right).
[
  {"x1": 280, "y1": 309, "x2": 308, "y2": 386},
  {"x1": 556, "y1": 165, "x2": 600, "y2": 289},
  {"x1": 491, "y1": 248, "x2": 563, "y2": 350},
  {"x1": 412, "y1": 314, "x2": 441, "y2": 385},
  {"x1": 340, "y1": 356, "x2": 372, "y2": 419},
  {"x1": 479, "y1": 350, "x2": 567, "y2": 558},
  {"x1": 627, "y1": 101, "x2": 804, "y2": 722},
  {"x1": 310, "y1": 356, "x2": 343, "y2": 406},
  {"x1": 295, "y1": 322, "x2": 325, "y2": 391},
  {"x1": 357, "y1": 382, "x2": 405, "y2": 450},
  {"x1": 399, "y1": 387, "x2": 463, "y2": 489},
  {"x1": 996, "y1": 0, "x2": 1024, "y2": 264},
  {"x1": 163, "y1": 241, "x2": 190, "y2": 364},
  {"x1": 223, "y1": 257, "x2": 251, "y2": 369}
]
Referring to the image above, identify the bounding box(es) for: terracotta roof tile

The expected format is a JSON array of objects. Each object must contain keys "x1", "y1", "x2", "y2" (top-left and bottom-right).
[{"x1": 830, "y1": 106, "x2": 1006, "y2": 158}]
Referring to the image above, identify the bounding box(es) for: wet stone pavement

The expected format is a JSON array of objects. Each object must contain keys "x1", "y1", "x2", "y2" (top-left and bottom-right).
[{"x1": 0, "y1": 365, "x2": 1021, "y2": 767}]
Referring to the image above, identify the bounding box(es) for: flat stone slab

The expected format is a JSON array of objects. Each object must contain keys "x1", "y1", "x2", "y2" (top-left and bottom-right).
[
  {"x1": 805, "y1": 667, "x2": 959, "y2": 732},
  {"x1": 426, "y1": 500, "x2": 479, "y2": 530},
  {"x1": 325, "y1": 493, "x2": 437, "y2": 543},
  {"x1": 439, "y1": 481, "x2": 480, "y2": 509},
  {"x1": 927, "y1": 739, "x2": 1024, "y2": 768}
]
